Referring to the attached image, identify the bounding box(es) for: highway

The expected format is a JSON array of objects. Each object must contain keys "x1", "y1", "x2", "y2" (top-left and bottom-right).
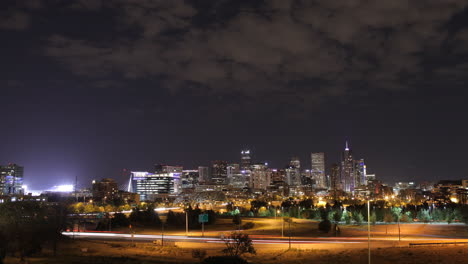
[{"x1": 62, "y1": 231, "x2": 467, "y2": 247}]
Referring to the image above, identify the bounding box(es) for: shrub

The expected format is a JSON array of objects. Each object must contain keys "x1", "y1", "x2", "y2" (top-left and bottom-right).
[
  {"x1": 318, "y1": 219, "x2": 332, "y2": 233},
  {"x1": 192, "y1": 249, "x2": 207, "y2": 263},
  {"x1": 401, "y1": 212, "x2": 411, "y2": 223},
  {"x1": 222, "y1": 232, "x2": 256, "y2": 257},
  {"x1": 343, "y1": 211, "x2": 352, "y2": 225},
  {"x1": 353, "y1": 212, "x2": 364, "y2": 225},
  {"x1": 202, "y1": 256, "x2": 248, "y2": 264},
  {"x1": 242, "y1": 222, "x2": 255, "y2": 230},
  {"x1": 384, "y1": 212, "x2": 394, "y2": 223},
  {"x1": 417, "y1": 209, "x2": 431, "y2": 223},
  {"x1": 370, "y1": 211, "x2": 377, "y2": 225}
]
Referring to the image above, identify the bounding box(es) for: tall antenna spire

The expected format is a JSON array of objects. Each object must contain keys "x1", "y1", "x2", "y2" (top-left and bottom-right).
[{"x1": 345, "y1": 139, "x2": 349, "y2": 151}]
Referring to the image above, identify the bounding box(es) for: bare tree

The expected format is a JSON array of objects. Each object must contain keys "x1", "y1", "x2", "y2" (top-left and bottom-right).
[{"x1": 222, "y1": 232, "x2": 256, "y2": 257}]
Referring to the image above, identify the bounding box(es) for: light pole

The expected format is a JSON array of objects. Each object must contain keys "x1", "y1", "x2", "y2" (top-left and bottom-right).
[
  {"x1": 288, "y1": 219, "x2": 292, "y2": 250},
  {"x1": 367, "y1": 200, "x2": 371, "y2": 264},
  {"x1": 186, "y1": 210, "x2": 189, "y2": 236}
]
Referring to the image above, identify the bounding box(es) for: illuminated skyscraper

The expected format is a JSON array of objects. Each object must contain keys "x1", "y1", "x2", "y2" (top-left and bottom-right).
[
  {"x1": 0, "y1": 163, "x2": 24, "y2": 195},
  {"x1": 227, "y1": 163, "x2": 240, "y2": 185},
  {"x1": 240, "y1": 150, "x2": 252, "y2": 170},
  {"x1": 329, "y1": 163, "x2": 340, "y2": 198},
  {"x1": 341, "y1": 141, "x2": 354, "y2": 192},
  {"x1": 286, "y1": 157, "x2": 301, "y2": 186},
  {"x1": 250, "y1": 163, "x2": 271, "y2": 190},
  {"x1": 311, "y1": 152, "x2": 326, "y2": 189},
  {"x1": 354, "y1": 159, "x2": 366, "y2": 187},
  {"x1": 211, "y1": 160, "x2": 228, "y2": 184},
  {"x1": 198, "y1": 166, "x2": 210, "y2": 184}
]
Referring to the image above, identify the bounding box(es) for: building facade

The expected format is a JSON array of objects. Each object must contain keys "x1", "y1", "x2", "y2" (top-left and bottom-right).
[
  {"x1": 0, "y1": 163, "x2": 24, "y2": 195},
  {"x1": 311, "y1": 152, "x2": 326, "y2": 189}
]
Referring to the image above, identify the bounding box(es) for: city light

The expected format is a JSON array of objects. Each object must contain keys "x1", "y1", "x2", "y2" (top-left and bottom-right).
[{"x1": 49, "y1": 184, "x2": 74, "y2": 192}]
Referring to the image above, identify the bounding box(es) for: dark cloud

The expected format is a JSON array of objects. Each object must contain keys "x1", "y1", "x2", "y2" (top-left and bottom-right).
[
  {"x1": 0, "y1": 11, "x2": 30, "y2": 30},
  {"x1": 4, "y1": 0, "x2": 468, "y2": 110}
]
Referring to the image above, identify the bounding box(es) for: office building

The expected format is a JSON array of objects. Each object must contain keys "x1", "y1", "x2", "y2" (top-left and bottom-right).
[
  {"x1": 0, "y1": 163, "x2": 24, "y2": 195},
  {"x1": 341, "y1": 141, "x2": 354, "y2": 192},
  {"x1": 311, "y1": 152, "x2": 326, "y2": 189},
  {"x1": 92, "y1": 178, "x2": 118, "y2": 202},
  {"x1": 181, "y1": 170, "x2": 199, "y2": 189},
  {"x1": 354, "y1": 159, "x2": 366, "y2": 187},
  {"x1": 286, "y1": 157, "x2": 301, "y2": 186},
  {"x1": 128, "y1": 171, "x2": 181, "y2": 201},
  {"x1": 250, "y1": 163, "x2": 271, "y2": 190},
  {"x1": 198, "y1": 166, "x2": 210, "y2": 184},
  {"x1": 211, "y1": 160, "x2": 227, "y2": 185},
  {"x1": 240, "y1": 150, "x2": 252, "y2": 170}
]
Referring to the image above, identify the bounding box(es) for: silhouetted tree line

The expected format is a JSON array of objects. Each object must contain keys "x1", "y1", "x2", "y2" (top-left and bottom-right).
[{"x1": 0, "y1": 201, "x2": 68, "y2": 263}]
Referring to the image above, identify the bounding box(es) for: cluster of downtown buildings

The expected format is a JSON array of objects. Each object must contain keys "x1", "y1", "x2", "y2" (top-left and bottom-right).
[
  {"x1": 128, "y1": 142, "x2": 378, "y2": 201},
  {"x1": 2, "y1": 141, "x2": 467, "y2": 205}
]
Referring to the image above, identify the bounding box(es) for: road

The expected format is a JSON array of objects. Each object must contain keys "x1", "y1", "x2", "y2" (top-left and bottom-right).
[{"x1": 62, "y1": 231, "x2": 468, "y2": 249}]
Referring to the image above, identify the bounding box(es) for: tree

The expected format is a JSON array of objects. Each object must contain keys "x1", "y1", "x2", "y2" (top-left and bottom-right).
[
  {"x1": 222, "y1": 232, "x2": 256, "y2": 257},
  {"x1": 0, "y1": 201, "x2": 66, "y2": 261},
  {"x1": 417, "y1": 209, "x2": 431, "y2": 223},
  {"x1": 353, "y1": 212, "x2": 364, "y2": 225},
  {"x1": 318, "y1": 219, "x2": 332, "y2": 233},
  {"x1": 391, "y1": 207, "x2": 402, "y2": 220}
]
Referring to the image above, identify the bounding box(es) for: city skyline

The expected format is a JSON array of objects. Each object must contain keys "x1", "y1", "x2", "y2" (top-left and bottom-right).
[{"x1": 1, "y1": 1, "x2": 468, "y2": 190}]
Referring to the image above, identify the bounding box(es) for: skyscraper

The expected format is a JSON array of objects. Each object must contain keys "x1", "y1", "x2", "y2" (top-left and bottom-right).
[
  {"x1": 329, "y1": 163, "x2": 340, "y2": 198},
  {"x1": 227, "y1": 163, "x2": 239, "y2": 185},
  {"x1": 311, "y1": 152, "x2": 326, "y2": 189},
  {"x1": 354, "y1": 159, "x2": 366, "y2": 187},
  {"x1": 0, "y1": 163, "x2": 24, "y2": 195},
  {"x1": 240, "y1": 150, "x2": 252, "y2": 170},
  {"x1": 250, "y1": 163, "x2": 271, "y2": 190},
  {"x1": 341, "y1": 141, "x2": 354, "y2": 192},
  {"x1": 198, "y1": 166, "x2": 210, "y2": 184},
  {"x1": 286, "y1": 157, "x2": 301, "y2": 186},
  {"x1": 211, "y1": 160, "x2": 228, "y2": 184}
]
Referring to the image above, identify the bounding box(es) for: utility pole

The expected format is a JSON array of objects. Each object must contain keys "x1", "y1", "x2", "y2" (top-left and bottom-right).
[
  {"x1": 186, "y1": 210, "x2": 189, "y2": 236},
  {"x1": 288, "y1": 220, "x2": 292, "y2": 250}
]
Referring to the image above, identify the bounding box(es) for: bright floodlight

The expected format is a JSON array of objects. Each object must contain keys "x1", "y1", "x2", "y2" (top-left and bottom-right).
[{"x1": 52, "y1": 184, "x2": 74, "y2": 192}]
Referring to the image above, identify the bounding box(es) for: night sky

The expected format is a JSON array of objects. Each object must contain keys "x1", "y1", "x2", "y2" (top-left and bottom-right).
[{"x1": 1, "y1": 0, "x2": 468, "y2": 190}]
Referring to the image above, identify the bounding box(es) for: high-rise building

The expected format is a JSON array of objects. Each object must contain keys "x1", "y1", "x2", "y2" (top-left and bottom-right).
[
  {"x1": 271, "y1": 169, "x2": 286, "y2": 183},
  {"x1": 286, "y1": 157, "x2": 301, "y2": 186},
  {"x1": 250, "y1": 163, "x2": 271, "y2": 190},
  {"x1": 155, "y1": 164, "x2": 183, "y2": 174},
  {"x1": 128, "y1": 170, "x2": 181, "y2": 201},
  {"x1": 290, "y1": 156, "x2": 301, "y2": 169},
  {"x1": 154, "y1": 164, "x2": 183, "y2": 192},
  {"x1": 0, "y1": 163, "x2": 24, "y2": 195},
  {"x1": 354, "y1": 159, "x2": 366, "y2": 187},
  {"x1": 227, "y1": 163, "x2": 240, "y2": 186},
  {"x1": 211, "y1": 160, "x2": 227, "y2": 184},
  {"x1": 92, "y1": 178, "x2": 118, "y2": 202},
  {"x1": 240, "y1": 150, "x2": 252, "y2": 171},
  {"x1": 311, "y1": 152, "x2": 326, "y2": 189},
  {"x1": 341, "y1": 141, "x2": 354, "y2": 192},
  {"x1": 198, "y1": 166, "x2": 210, "y2": 184},
  {"x1": 181, "y1": 170, "x2": 199, "y2": 189},
  {"x1": 329, "y1": 163, "x2": 340, "y2": 196}
]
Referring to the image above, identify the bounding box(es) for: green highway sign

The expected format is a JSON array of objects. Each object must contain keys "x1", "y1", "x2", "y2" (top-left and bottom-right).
[{"x1": 198, "y1": 214, "x2": 208, "y2": 223}]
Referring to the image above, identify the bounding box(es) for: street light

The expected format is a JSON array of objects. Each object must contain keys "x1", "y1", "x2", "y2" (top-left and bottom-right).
[{"x1": 367, "y1": 199, "x2": 371, "y2": 264}]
